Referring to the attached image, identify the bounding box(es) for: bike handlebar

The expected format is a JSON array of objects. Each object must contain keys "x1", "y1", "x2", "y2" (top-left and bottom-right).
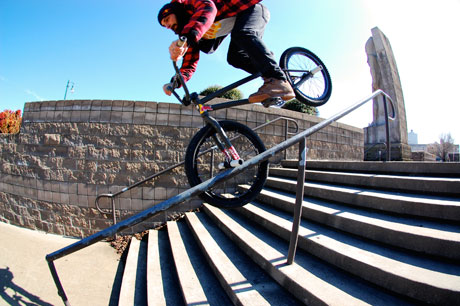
[
  {"x1": 169, "y1": 36, "x2": 191, "y2": 105},
  {"x1": 177, "y1": 36, "x2": 187, "y2": 47}
]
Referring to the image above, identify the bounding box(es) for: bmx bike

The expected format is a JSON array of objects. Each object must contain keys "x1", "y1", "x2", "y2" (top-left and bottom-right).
[{"x1": 168, "y1": 37, "x2": 332, "y2": 208}]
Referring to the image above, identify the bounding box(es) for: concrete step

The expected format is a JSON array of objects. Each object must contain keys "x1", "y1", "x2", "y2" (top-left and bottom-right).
[
  {"x1": 167, "y1": 220, "x2": 230, "y2": 305},
  {"x1": 167, "y1": 220, "x2": 208, "y2": 305},
  {"x1": 185, "y1": 212, "x2": 301, "y2": 305},
  {"x1": 118, "y1": 237, "x2": 147, "y2": 306},
  {"x1": 265, "y1": 176, "x2": 460, "y2": 221},
  {"x1": 146, "y1": 230, "x2": 165, "y2": 305},
  {"x1": 114, "y1": 160, "x2": 460, "y2": 305},
  {"x1": 281, "y1": 160, "x2": 460, "y2": 177},
  {"x1": 234, "y1": 201, "x2": 460, "y2": 305},
  {"x1": 270, "y1": 168, "x2": 460, "y2": 196},
  {"x1": 146, "y1": 228, "x2": 186, "y2": 306},
  {"x1": 241, "y1": 185, "x2": 460, "y2": 259},
  {"x1": 202, "y1": 204, "x2": 411, "y2": 306},
  {"x1": 147, "y1": 229, "x2": 184, "y2": 306}
]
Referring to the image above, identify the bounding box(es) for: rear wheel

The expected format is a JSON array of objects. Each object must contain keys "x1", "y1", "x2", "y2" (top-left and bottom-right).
[
  {"x1": 185, "y1": 120, "x2": 268, "y2": 208},
  {"x1": 280, "y1": 47, "x2": 332, "y2": 106}
]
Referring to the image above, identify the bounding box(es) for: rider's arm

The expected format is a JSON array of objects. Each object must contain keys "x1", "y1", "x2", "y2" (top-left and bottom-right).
[
  {"x1": 177, "y1": 0, "x2": 216, "y2": 82},
  {"x1": 179, "y1": 44, "x2": 200, "y2": 83},
  {"x1": 164, "y1": 0, "x2": 216, "y2": 93},
  {"x1": 180, "y1": 0, "x2": 217, "y2": 46},
  {"x1": 163, "y1": 43, "x2": 199, "y2": 96}
]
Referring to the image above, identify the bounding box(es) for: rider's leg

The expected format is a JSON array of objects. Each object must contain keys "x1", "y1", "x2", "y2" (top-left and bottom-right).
[
  {"x1": 228, "y1": 4, "x2": 294, "y2": 103},
  {"x1": 227, "y1": 42, "x2": 257, "y2": 75}
]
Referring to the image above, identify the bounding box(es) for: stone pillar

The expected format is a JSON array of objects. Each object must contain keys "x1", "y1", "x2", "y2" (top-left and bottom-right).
[{"x1": 364, "y1": 27, "x2": 411, "y2": 161}]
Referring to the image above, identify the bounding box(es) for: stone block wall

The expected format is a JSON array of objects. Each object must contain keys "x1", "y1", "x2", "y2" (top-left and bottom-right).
[
  {"x1": 0, "y1": 100, "x2": 363, "y2": 237},
  {"x1": 412, "y1": 151, "x2": 437, "y2": 162}
]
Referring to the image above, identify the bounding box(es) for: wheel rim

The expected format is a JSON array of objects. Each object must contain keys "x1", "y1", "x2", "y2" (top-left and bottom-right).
[
  {"x1": 193, "y1": 129, "x2": 262, "y2": 201},
  {"x1": 286, "y1": 51, "x2": 329, "y2": 101}
]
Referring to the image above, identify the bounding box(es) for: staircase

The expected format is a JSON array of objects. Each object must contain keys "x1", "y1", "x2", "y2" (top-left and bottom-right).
[{"x1": 116, "y1": 161, "x2": 460, "y2": 305}]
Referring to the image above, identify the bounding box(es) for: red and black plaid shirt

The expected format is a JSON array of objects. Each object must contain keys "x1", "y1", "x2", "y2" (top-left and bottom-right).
[{"x1": 171, "y1": 0, "x2": 263, "y2": 82}]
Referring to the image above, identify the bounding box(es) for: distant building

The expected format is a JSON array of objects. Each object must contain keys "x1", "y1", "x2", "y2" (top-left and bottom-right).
[
  {"x1": 448, "y1": 144, "x2": 460, "y2": 162},
  {"x1": 408, "y1": 129, "x2": 434, "y2": 161},
  {"x1": 408, "y1": 130, "x2": 459, "y2": 162},
  {"x1": 411, "y1": 144, "x2": 428, "y2": 152},
  {"x1": 408, "y1": 130, "x2": 418, "y2": 144}
]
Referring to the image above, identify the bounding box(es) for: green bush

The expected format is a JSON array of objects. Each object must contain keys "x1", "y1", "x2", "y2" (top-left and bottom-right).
[
  {"x1": 282, "y1": 99, "x2": 318, "y2": 116},
  {"x1": 200, "y1": 85, "x2": 243, "y2": 100}
]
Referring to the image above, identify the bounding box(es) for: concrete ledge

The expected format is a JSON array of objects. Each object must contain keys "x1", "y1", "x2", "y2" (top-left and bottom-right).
[
  {"x1": 265, "y1": 177, "x2": 460, "y2": 221},
  {"x1": 244, "y1": 186, "x2": 460, "y2": 259},
  {"x1": 282, "y1": 160, "x2": 460, "y2": 177},
  {"x1": 270, "y1": 168, "x2": 460, "y2": 196}
]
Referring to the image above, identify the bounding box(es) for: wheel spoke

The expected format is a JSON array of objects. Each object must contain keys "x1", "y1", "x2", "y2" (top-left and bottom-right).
[
  {"x1": 281, "y1": 47, "x2": 332, "y2": 106},
  {"x1": 193, "y1": 128, "x2": 262, "y2": 201}
]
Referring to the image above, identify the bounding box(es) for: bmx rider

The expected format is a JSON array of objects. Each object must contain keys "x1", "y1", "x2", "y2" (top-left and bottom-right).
[{"x1": 158, "y1": 0, "x2": 295, "y2": 106}]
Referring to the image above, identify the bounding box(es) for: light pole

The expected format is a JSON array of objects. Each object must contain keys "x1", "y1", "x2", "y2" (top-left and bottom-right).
[{"x1": 64, "y1": 80, "x2": 75, "y2": 100}]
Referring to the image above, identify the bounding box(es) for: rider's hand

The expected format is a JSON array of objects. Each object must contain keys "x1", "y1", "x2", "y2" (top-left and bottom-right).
[
  {"x1": 169, "y1": 39, "x2": 188, "y2": 61},
  {"x1": 163, "y1": 83, "x2": 173, "y2": 96}
]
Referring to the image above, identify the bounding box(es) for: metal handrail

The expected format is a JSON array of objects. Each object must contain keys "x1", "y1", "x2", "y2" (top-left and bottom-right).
[
  {"x1": 364, "y1": 142, "x2": 388, "y2": 161},
  {"x1": 95, "y1": 116, "x2": 299, "y2": 225},
  {"x1": 286, "y1": 89, "x2": 395, "y2": 263},
  {"x1": 46, "y1": 89, "x2": 395, "y2": 306}
]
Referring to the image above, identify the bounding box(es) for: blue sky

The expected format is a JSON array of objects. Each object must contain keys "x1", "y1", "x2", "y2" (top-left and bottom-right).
[{"x1": 1, "y1": 0, "x2": 459, "y2": 144}]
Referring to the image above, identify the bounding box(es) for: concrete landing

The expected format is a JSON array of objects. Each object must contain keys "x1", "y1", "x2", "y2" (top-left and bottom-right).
[{"x1": 0, "y1": 221, "x2": 121, "y2": 306}]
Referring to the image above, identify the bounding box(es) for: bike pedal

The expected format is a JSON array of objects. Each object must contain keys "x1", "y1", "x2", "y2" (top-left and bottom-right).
[
  {"x1": 218, "y1": 159, "x2": 244, "y2": 170},
  {"x1": 261, "y1": 97, "x2": 286, "y2": 108}
]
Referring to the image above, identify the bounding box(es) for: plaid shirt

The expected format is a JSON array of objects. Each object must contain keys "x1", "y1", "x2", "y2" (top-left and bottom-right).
[{"x1": 171, "y1": 0, "x2": 263, "y2": 82}]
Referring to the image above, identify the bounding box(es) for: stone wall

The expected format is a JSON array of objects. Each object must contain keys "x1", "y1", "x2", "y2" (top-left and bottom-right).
[
  {"x1": 0, "y1": 100, "x2": 363, "y2": 237},
  {"x1": 412, "y1": 151, "x2": 437, "y2": 162}
]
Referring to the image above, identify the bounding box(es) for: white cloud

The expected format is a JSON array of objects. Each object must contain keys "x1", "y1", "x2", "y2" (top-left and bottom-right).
[{"x1": 25, "y1": 89, "x2": 45, "y2": 101}]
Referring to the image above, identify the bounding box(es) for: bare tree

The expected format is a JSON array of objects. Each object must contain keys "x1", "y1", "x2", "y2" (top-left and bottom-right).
[{"x1": 428, "y1": 133, "x2": 455, "y2": 161}]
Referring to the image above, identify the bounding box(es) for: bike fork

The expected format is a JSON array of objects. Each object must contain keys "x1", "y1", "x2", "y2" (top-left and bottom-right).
[
  {"x1": 295, "y1": 65, "x2": 323, "y2": 88},
  {"x1": 202, "y1": 113, "x2": 243, "y2": 169}
]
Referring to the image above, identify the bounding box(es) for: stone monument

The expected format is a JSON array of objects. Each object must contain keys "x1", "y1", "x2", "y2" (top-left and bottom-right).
[{"x1": 364, "y1": 27, "x2": 411, "y2": 161}]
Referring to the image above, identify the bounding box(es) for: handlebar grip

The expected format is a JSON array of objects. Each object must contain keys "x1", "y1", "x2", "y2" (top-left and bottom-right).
[{"x1": 177, "y1": 36, "x2": 187, "y2": 47}]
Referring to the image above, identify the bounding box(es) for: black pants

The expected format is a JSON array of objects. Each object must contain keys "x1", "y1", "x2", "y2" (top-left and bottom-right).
[{"x1": 227, "y1": 4, "x2": 286, "y2": 80}]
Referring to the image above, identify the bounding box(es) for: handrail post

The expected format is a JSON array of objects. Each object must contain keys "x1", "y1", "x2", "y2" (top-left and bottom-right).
[
  {"x1": 210, "y1": 150, "x2": 215, "y2": 176},
  {"x1": 284, "y1": 119, "x2": 289, "y2": 160},
  {"x1": 48, "y1": 260, "x2": 71, "y2": 306},
  {"x1": 287, "y1": 136, "x2": 307, "y2": 264},
  {"x1": 110, "y1": 197, "x2": 117, "y2": 238},
  {"x1": 383, "y1": 95, "x2": 391, "y2": 161}
]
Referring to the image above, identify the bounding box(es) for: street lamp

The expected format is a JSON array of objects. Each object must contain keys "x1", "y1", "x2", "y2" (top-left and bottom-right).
[{"x1": 64, "y1": 80, "x2": 75, "y2": 100}]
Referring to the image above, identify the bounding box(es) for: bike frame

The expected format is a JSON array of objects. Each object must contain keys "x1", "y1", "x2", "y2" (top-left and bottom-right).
[
  {"x1": 169, "y1": 53, "x2": 319, "y2": 165},
  {"x1": 170, "y1": 61, "x2": 259, "y2": 107},
  {"x1": 170, "y1": 61, "x2": 262, "y2": 165}
]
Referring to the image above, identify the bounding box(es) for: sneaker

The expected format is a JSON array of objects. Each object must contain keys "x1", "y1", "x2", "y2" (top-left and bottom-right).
[
  {"x1": 248, "y1": 78, "x2": 295, "y2": 103},
  {"x1": 261, "y1": 97, "x2": 286, "y2": 108}
]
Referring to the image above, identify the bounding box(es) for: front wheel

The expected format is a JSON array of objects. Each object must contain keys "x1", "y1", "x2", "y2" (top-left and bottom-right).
[
  {"x1": 185, "y1": 120, "x2": 268, "y2": 208},
  {"x1": 280, "y1": 47, "x2": 332, "y2": 107}
]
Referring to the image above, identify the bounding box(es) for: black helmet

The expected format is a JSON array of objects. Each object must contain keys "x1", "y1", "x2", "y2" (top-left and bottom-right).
[{"x1": 158, "y1": 3, "x2": 175, "y2": 25}]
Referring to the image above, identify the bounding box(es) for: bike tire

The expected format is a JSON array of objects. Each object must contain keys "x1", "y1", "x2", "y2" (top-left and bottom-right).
[
  {"x1": 280, "y1": 47, "x2": 332, "y2": 107},
  {"x1": 185, "y1": 120, "x2": 268, "y2": 208}
]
